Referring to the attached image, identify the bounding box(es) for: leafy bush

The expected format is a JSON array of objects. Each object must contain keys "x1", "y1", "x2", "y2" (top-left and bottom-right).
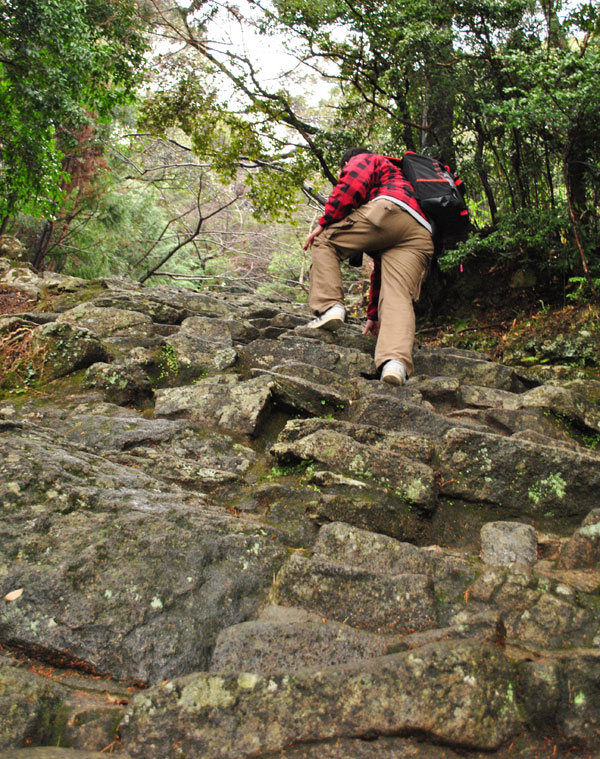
[{"x1": 439, "y1": 207, "x2": 577, "y2": 273}]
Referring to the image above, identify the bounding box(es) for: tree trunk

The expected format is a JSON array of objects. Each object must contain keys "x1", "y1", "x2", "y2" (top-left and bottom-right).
[
  {"x1": 564, "y1": 150, "x2": 598, "y2": 302},
  {"x1": 565, "y1": 147, "x2": 587, "y2": 219},
  {"x1": 421, "y1": 49, "x2": 456, "y2": 168},
  {"x1": 475, "y1": 127, "x2": 498, "y2": 224},
  {"x1": 510, "y1": 128, "x2": 528, "y2": 207},
  {"x1": 32, "y1": 220, "x2": 55, "y2": 270}
]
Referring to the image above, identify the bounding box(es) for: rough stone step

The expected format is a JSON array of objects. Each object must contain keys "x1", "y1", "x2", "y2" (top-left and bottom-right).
[
  {"x1": 270, "y1": 420, "x2": 437, "y2": 509},
  {"x1": 409, "y1": 375, "x2": 461, "y2": 407},
  {"x1": 181, "y1": 313, "x2": 259, "y2": 343},
  {"x1": 413, "y1": 345, "x2": 530, "y2": 392},
  {"x1": 394, "y1": 610, "x2": 505, "y2": 651},
  {"x1": 293, "y1": 323, "x2": 376, "y2": 355},
  {"x1": 313, "y1": 521, "x2": 435, "y2": 575},
  {"x1": 466, "y1": 564, "x2": 598, "y2": 649},
  {"x1": 309, "y1": 522, "x2": 477, "y2": 626},
  {"x1": 270, "y1": 553, "x2": 437, "y2": 634},
  {"x1": 209, "y1": 606, "x2": 388, "y2": 675},
  {"x1": 209, "y1": 601, "x2": 505, "y2": 677},
  {"x1": 163, "y1": 328, "x2": 238, "y2": 380},
  {"x1": 250, "y1": 367, "x2": 353, "y2": 415},
  {"x1": 119, "y1": 641, "x2": 521, "y2": 757},
  {"x1": 453, "y1": 406, "x2": 586, "y2": 447},
  {"x1": 154, "y1": 374, "x2": 274, "y2": 436},
  {"x1": 239, "y1": 336, "x2": 374, "y2": 379},
  {"x1": 439, "y1": 427, "x2": 600, "y2": 518},
  {"x1": 458, "y1": 383, "x2": 522, "y2": 409},
  {"x1": 347, "y1": 393, "x2": 487, "y2": 439},
  {"x1": 274, "y1": 418, "x2": 436, "y2": 463},
  {"x1": 308, "y1": 484, "x2": 432, "y2": 544}
]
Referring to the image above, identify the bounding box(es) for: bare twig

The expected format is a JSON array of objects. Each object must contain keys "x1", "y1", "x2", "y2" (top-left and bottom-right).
[{"x1": 416, "y1": 322, "x2": 510, "y2": 336}]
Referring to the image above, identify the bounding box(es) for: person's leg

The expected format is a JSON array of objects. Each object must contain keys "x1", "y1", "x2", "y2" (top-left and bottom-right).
[
  {"x1": 309, "y1": 233, "x2": 347, "y2": 315},
  {"x1": 374, "y1": 216, "x2": 433, "y2": 376},
  {"x1": 309, "y1": 201, "x2": 408, "y2": 314}
]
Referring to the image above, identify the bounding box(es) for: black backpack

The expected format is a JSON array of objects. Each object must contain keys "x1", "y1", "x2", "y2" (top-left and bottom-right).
[{"x1": 392, "y1": 152, "x2": 470, "y2": 250}]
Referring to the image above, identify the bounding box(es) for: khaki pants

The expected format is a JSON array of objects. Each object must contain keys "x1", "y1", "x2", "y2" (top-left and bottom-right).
[{"x1": 309, "y1": 199, "x2": 433, "y2": 375}]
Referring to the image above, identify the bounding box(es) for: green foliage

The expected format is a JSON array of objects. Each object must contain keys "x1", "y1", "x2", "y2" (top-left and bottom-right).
[
  {"x1": 239, "y1": 0, "x2": 600, "y2": 296},
  {"x1": 138, "y1": 45, "x2": 308, "y2": 221},
  {"x1": 56, "y1": 182, "x2": 178, "y2": 279},
  {"x1": 4, "y1": 0, "x2": 600, "y2": 302},
  {"x1": 567, "y1": 277, "x2": 600, "y2": 303},
  {"x1": 439, "y1": 207, "x2": 575, "y2": 271},
  {"x1": 0, "y1": 0, "x2": 149, "y2": 219},
  {"x1": 156, "y1": 344, "x2": 179, "y2": 383}
]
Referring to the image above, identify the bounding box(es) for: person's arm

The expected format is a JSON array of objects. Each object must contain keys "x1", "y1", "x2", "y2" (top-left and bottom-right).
[
  {"x1": 318, "y1": 154, "x2": 374, "y2": 227},
  {"x1": 303, "y1": 224, "x2": 323, "y2": 250}
]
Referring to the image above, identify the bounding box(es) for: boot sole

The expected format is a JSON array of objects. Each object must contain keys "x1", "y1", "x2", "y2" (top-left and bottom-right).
[
  {"x1": 381, "y1": 372, "x2": 405, "y2": 386},
  {"x1": 306, "y1": 315, "x2": 345, "y2": 331},
  {"x1": 319, "y1": 317, "x2": 344, "y2": 331}
]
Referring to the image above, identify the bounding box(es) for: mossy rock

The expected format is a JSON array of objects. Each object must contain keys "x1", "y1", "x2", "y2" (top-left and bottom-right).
[{"x1": 503, "y1": 306, "x2": 600, "y2": 367}]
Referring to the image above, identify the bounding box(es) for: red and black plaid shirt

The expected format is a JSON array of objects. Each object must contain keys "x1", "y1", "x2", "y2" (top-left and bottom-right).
[
  {"x1": 318, "y1": 153, "x2": 429, "y2": 322},
  {"x1": 318, "y1": 153, "x2": 426, "y2": 228}
]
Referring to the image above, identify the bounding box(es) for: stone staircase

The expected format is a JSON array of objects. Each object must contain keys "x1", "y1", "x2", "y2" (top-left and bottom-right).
[{"x1": 1, "y1": 261, "x2": 600, "y2": 758}]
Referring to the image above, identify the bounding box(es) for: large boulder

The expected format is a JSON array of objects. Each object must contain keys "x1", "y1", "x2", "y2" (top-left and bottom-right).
[
  {"x1": 56, "y1": 304, "x2": 154, "y2": 340},
  {"x1": 0, "y1": 427, "x2": 286, "y2": 683},
  {"x1": 83, "y1": 359, "x2": 153, "y2": 403},
  {"x1": 39, "y1": 402, "x2": 258, "y2": 493},
  {"x1": 89, "y1": 292, "x2": 186, "y2": 324},
  {"x1": 161, "y1": 330, "x2": 237, "y2": 381}
]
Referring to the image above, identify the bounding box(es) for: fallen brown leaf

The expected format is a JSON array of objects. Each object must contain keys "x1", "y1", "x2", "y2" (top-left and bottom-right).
[{"x1": 4, "y1": 588, "x2": 24, "y2": 602}]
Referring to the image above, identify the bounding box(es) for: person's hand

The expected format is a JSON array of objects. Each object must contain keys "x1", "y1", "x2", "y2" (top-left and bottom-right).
[
  {"x1": 362, "y1": 319, "x2": 379, "y2": 337},
  {"x1": 303, "y1": 224, "x2": 324, "y2": 250}
]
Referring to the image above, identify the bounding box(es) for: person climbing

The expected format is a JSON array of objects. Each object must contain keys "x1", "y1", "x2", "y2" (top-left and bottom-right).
[{"x1": 303, "y1": 148, "x2": 434, "y2": 386}]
